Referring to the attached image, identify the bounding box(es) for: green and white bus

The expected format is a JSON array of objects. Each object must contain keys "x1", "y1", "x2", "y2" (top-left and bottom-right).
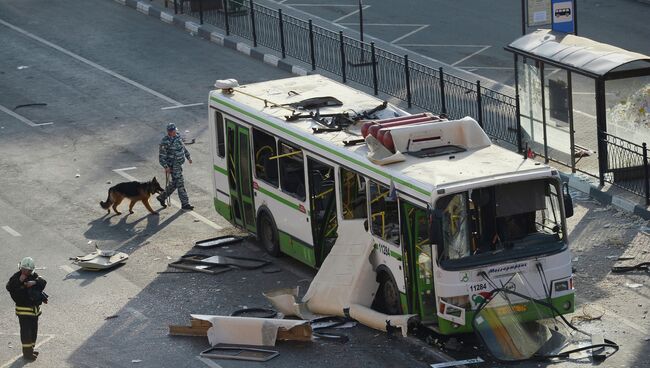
[{"x1": 207, "y1": 75, "x2": 575, "y2": 335}]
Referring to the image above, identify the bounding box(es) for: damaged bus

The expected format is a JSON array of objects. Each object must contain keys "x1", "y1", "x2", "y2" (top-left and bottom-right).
[{"x1": 207, "y1": 74, "x2": 575, "y2": 335}]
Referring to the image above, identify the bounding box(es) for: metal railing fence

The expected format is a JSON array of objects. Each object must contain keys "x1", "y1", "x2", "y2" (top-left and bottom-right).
[
  {"x1": 171, "y1": 0, "x2": 520, "y2": 148},
  {"x1": 171, "y1": 0, "x2": 649, "y2": 204}
]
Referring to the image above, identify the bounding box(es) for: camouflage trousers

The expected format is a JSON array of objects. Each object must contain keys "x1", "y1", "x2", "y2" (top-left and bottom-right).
[{"x1": 160, "y1": 167, "x2": 189, "y2": 206}]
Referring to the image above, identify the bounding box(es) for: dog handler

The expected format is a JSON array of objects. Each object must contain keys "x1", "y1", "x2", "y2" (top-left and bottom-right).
[
  {"x1": 6, "y1": 257, "x2": 47, "y2": 361},
  {"x1": 157, "y1": 122, "x2": 194, "y2": 210}
]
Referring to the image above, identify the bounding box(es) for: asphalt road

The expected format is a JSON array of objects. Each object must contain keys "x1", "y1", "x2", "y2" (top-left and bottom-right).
[{"x1": 1, "y1": 0, "x2": 649, "y2": 367}]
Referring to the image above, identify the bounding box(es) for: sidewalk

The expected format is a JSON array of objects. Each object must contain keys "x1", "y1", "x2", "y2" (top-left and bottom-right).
[{"x1": 115, "y1": 0, "x2": 650, "y2": 221}]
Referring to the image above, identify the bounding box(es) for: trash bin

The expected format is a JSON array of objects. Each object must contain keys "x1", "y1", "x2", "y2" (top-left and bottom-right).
[{"x1": 548, "y1": 79, "x2": 569, "y2": 123}]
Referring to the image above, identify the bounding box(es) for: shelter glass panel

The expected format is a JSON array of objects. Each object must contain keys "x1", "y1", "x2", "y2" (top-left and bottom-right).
[
  {"x1": 543, "y1": 68, "x2": 572, "y2": 166},
  {"x1": 518, "y1": 58, "x2": 545, "y2": 157}
]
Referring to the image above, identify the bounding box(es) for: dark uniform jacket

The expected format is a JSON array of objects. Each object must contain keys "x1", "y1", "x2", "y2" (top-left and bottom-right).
[{"x1": 6, "y1": 271, "x2": 47, "y2": 317}]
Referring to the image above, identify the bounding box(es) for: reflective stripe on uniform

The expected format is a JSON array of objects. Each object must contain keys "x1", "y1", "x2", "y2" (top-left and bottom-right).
[
  {"x1": 22, "y1": 343, "x2": 35, "y2": 348},
  {"x1": 15, "y1": 306, "x2": 40, "y2": 316}
]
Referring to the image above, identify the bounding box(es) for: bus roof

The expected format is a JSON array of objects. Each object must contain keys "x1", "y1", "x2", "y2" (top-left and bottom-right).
[{"x1": 209, "y1": 75, "x2": 550, "y2": 194}]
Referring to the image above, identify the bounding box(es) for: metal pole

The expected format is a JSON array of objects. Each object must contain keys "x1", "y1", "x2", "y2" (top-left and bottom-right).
[
  {"x1": 642, "y1": 142, "x2": 650, "y2": 206},
  {"x1": 359, "y1": 0, "x2": 364, "y2": 44},
  {"x1": 199, "y1": 0, "x2": 204, "y2": 24},
  {"x1": 476, "y1": 80, "x2": 483, "y2": 128},
  {"x1": 595, "y1": 79, "x2": 607, "y2": 186},
  {"x1": 540, "y1": 63, "x2": 549, "y2": 163},
  {"x1": 371, "y1": 42, "x2": 378, "y2": 95},
  {"x1": 224, "y1": 0, "x2": 230, "y2": 35},
  {"x1": 404, "y1": 55, "x2": 412, "y2": 108},
  {"x1": 359, "y1": 0, "x2": 365, "y2": 61},
  {"x1": 309, "y1": 20, "x2": 316, "y2": 71},
  {"x1": 339, "y1": 31, "x2": 347, "y2": 83},
  {"x1": 521, "y1": 0, "x2": 526, "y2": 35},
  {"x1": 279, "y1": 9, "x2": 286, "y2": 59},
  {"x1": 574, "y1": 0, "x2": 578, "y2": 35},
  {"x1": 514, "y1": 54, "x2": 523, "y2": 153},
  {"x1": 567, "y1": 71, "x2": 576, "y2": 173},
  {"x1": 249, "y1": 0, "x2": 257, "y2": 47},
  {"x1": 439, "y1": 67, "x2": 447, "y2": 116}
]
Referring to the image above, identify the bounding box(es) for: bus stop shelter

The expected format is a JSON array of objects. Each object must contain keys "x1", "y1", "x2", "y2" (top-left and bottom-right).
[{"x1": 505, "y1": 29, "x2": 650, "y2": 201}]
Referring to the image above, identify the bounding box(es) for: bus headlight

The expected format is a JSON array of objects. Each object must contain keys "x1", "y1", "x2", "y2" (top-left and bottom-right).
[
  {"x1": 554, "y1": 280, "x2": 569, "y2": 292},
  {"x1": 562, "y1": 300, "x2": 572, "y2": 311}
]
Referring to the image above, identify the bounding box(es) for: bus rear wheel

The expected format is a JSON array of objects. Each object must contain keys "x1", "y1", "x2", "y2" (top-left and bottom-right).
[
  {"x1": 373, "y1": 273, "x2": 402, "y2": 315},
  {"x1": 258, "y1": 212, "x2": 280, "y2": 257}
]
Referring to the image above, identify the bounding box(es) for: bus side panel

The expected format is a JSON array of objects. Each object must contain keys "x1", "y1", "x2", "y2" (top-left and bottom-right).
[
  {"x1": 278, "y1": 231, "x2": 316, "y2": 267},
  {"x1": 253, "y1": 181, "x2": 313, "y2": 261},
  {"x1": 209, "y1": 107, "x2": 232, "y2": 222},
  {"x1": 214, "y1": 197, "x2": 231, "y2": 221},
  {"x1": 371, "y1": 239, "x2": 407, "y2": 295}
]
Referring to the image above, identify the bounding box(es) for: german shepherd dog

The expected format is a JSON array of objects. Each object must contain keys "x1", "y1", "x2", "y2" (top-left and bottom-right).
[{"x1": 100, "y1": 177, "x2": 164, "y2": 215}]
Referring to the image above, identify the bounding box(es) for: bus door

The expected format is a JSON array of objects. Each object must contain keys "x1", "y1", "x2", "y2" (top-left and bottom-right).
[
  {"x1": 401, "y1": 201, "x2": 437, "y2": 322},
  {"x1": 307, "y1": 157, "x2": 338, "y2": 266},
  {"x1": 226, "y1": 121, "x2": 256, "y2": 232}
]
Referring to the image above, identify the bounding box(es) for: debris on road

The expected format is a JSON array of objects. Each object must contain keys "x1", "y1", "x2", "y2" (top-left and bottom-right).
[
  {"x1": 70, "y1": 245, "x2": 128, "y2": 271},
  {"x1": 194, "y1": 235, "x2": 244, "y2": 249},
  {"x1": 167, "y1": 253, "x2": 269, "y2": 275},
  {"x1": 200, "y1": 344, "x2": 279, "y2": 362},
  {"x1": 169, "y1": 317, "x2": 212, "y2": 336},
  {"x1": 186, "y1": 314, "x2": 312, "y2": 346},
  {"x1": 262, "y1": 235, "x2": 416, "y2": 337},
  {"x1": 430, "y1": 357, "x2": 484, "y2": 368}
]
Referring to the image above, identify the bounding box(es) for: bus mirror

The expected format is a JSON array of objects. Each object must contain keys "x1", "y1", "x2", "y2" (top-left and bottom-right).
[
  {"x1": 562, "y1": 183, "x2": 574, "y2": 218},
  {"x1": 363, "y1": 219, "x2": 369, "y2": 232}
]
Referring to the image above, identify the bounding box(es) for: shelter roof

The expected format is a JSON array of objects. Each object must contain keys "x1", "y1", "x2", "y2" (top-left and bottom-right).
[{"x1": 506, "y1": 29, "x2": 650, "y2": 79}]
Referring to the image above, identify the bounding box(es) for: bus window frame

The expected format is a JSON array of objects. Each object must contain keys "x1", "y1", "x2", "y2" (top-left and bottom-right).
[
  {"x1": 277, "y1": 139, "x2": 306, "y2": 202},
  {"x1": 252, "y1": 128, "x2": 279, "y2": 188},
  {"x1": 214, "y1": 110, "x2": 226, "y2": 158}
]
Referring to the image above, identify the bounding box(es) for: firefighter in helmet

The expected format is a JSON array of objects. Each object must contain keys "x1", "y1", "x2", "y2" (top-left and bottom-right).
[{"x1": 6, "y1": 257, "x2": 48, "y2": 361}]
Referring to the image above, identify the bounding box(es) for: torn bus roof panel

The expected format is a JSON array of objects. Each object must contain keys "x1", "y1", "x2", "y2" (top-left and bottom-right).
[
  {"x1": 302, "y1": 221, "x2": 379, "y2": 315},
  {"x1": 263, "y1": 220, "x2": 416, "y2": 337},
  {"x1": 191, "y1": 314, "x2": 311, "y2": 346},
  {"x1": 348, "y1": 304, "x2": 415, "y2": 337}
]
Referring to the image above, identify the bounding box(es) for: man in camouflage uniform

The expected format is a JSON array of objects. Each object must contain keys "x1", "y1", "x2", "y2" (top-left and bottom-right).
[{"x1": 157, "y1": 123, "x2": 194, "y2": 210}]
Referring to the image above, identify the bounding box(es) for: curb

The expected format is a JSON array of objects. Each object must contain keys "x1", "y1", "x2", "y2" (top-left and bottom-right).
[
  {"x1": 559, "y1": 172, "x2": 650, "y2": 220},
  {"x1": 116, "y1": 0, "x2": 310, "y2": 77},
  {"x1": 116, "y1": 0, "x2": 650, "y2": 222}
]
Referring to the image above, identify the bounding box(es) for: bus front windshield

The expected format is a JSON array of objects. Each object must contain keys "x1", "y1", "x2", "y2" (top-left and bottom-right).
[{"x1": 436, "y1": 179, "x2": 566, "y2": 269}]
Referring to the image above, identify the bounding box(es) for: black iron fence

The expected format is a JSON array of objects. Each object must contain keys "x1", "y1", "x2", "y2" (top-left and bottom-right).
[
  {"x1": 171, "y1": 0, "x2": 649, "y2": 204},
  {"x1": 172, "y1": 0, "x2": 520, "y2": 149},
  {"x1": 602, "y1": 132, "x2": 650, "y2": 205}
]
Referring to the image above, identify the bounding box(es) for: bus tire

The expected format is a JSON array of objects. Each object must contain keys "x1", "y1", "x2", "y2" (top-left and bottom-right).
[
  {"x1": 258, "y1": 211, "x2": 280, "y2": 257},
  {"x1": 373, "y1": 272, "x2": 403, "y2": 315}
]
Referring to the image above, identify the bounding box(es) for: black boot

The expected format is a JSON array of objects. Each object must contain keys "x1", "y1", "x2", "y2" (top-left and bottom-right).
[{"x1": 23, "y1": 347, "x2": 36, "y2": 361}]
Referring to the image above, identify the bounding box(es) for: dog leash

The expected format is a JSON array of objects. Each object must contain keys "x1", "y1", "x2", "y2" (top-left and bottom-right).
[{"x1": 165, "y1": 170, "x2": 171, "y2": 207}]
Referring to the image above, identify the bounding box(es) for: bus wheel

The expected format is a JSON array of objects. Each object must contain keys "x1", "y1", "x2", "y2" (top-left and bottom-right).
[
  {"x1": 374, "y1": 273, "x2": 402, "y2": 315},
  {"x1": 258, "y1": 212, "x2": 280, "y2": 257}
]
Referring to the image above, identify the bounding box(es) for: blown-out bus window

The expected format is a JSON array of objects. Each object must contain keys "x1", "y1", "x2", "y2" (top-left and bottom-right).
[
  {"x1": 278, "y1": 141, "x2": 305, "y2": 201},
  {"x1": 369, "y1": 180, "x2": 400, "y2": 246},
  {"x1": 253, "y1": 129, "x2": 278, "y2": 187},
  {"x1": 436, "y1": 179, "x2": 566, "y2": 269},
  {"x1": 214, "y1": 111, "x2": 225, "y2": 158},
  {"x1": 340, "y1": 167, "x2": 367, "y2": 219}
]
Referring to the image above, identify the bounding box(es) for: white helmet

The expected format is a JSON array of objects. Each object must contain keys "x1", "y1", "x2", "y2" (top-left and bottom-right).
[{"x1": 19, "y1": 257, "x2": 35, "y2": 271}]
